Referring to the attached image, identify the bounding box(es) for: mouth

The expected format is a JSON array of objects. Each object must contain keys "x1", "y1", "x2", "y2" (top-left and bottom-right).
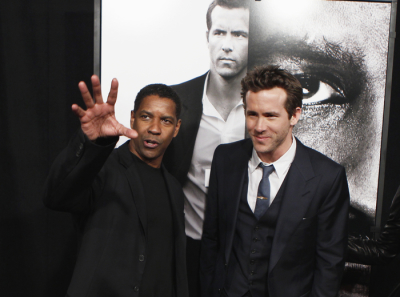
[
  {"x1": 253, "y1": 135, "x2": 270, "y2": 142},
  {"x1": 144, "y1": 139, "x2": 160, "y2": 148},
  {"x1": 219, "y1": 57, "x2": 235, "y2": 62}
]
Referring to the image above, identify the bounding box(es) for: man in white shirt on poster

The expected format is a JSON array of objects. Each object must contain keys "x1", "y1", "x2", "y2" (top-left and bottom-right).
[{"x1": 162, "y1": 1, "x2": 249, "y2": 296}]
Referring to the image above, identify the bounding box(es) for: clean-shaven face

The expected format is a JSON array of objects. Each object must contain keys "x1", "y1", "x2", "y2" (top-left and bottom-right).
[
  {"x1": 129, "y1": 95, "x2": 181, "y2": 168},
  {"x1": 207, "y1": 6, "x2": 249, "y2": 79}
]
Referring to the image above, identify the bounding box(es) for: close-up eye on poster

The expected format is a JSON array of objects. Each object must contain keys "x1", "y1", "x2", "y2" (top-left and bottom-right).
[{"x1": 249, "y1": 0, "x2": 391, "y2": 236}]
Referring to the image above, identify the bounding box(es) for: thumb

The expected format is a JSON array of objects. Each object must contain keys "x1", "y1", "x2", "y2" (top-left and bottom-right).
[{"x1": 119, "y1": 125, "x2": 138, "y2": 139}]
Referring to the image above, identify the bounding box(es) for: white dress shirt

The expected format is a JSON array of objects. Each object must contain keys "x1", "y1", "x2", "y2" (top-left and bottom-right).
[
  {"x1": 183, "y1": 74, "x2": 245, "y2": 240},
  {"x1": 247, "y1": 136, "x2": 297, "y2": 212}
]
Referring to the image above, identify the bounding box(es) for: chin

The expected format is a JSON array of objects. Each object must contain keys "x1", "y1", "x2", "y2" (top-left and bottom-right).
[
  {"x1": 254, "y1": 144, "x2": 271, "y2": 154},
  {"x1": 216, "y1": 69, "x2": 240, "y2": 78}
]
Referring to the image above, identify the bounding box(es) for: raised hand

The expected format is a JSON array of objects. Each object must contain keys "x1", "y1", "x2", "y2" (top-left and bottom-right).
[{"x1": 72, "y1": 75, "x2": 138, "y2": 141}]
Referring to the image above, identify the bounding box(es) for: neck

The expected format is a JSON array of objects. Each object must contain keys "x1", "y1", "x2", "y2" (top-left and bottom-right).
[
  {"x1": 206, "y1": 71, "x2": 245, "y2": 121},
  {"x1": 206, "y1": 70, "x2": 246, "y2": 121}
]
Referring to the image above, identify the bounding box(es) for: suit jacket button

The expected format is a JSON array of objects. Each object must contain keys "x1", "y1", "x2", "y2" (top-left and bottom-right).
[
  {"x1": 76, "y1": 143, "x2": 84, "y2": 157},
  {"x1": 139, "y1": 255, "x2": 145, "y2": 261},
  {"x1": 134, "y1": 286, "x2": 140, "y2": 292}
]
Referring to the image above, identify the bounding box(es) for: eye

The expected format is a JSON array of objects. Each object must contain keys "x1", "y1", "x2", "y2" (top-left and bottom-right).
[
  {"x1": 266, "y1": 113, "x2": 277, "y2": 118},
  {"x1": 296, "y1": 74, "x2": 346, "y2": 105},
  {"x1": 214, "y1": 30, "x2": 225, "y2": 36},
  {"x1": 246, "y1": 112, "x2": 258, "y2": 118},
  {"x1": 162, "y1": 118, "x2": 173, "y2": 124},
  {"x1": 233, "y1": 32, "x2": 248, "y2": 38},
  {"x1": 141, "y1": 114, "x2": 150, "y2": 120}
]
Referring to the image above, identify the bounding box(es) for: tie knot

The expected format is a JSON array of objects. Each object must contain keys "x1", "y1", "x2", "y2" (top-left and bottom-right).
[{"x1": 259, "y1": 163, "x2": 274, "y2": 177}]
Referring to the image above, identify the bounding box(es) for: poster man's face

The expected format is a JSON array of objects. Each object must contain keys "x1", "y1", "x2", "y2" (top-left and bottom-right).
[
  {"x1": 207, "y1": 6, "x2": 249, "y2": 79},
  {"x1": 250, "y1": 1, "x2": 391, "y2": 220}
]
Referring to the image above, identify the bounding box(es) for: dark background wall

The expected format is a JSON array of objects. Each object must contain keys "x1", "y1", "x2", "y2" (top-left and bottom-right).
[
  {"x1": 0, "y1": 1, "x2": 399, "y2": 296},
  {"x1": 0, "y1": 1, "x2": 93, "y2": 296}
]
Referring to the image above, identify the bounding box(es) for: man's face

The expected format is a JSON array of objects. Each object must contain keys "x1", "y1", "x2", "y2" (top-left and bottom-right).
[
  {"x1": 245, "y1": 88, "x2": 301, "y2": 163},
  {"x1": 207, "y1": 6, "x2": 249, "y2": 79},
  {"x1": 249, "y1": 1, "x2": 391, "y2": 219},
  {"x1": 129, "y1": 95, "x2": 181, "y2": 168}
]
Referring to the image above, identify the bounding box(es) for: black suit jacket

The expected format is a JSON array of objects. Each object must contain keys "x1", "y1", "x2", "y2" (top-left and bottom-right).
[
  {"x1": 201, "y1": 138, "x2": 350, "y2": 297},
  {"x1": 163, "y1": 73, "x2": 208, "y2": 185},
  {"x1": 43, "y1": 130, "x2": 188, "y2": 297}
]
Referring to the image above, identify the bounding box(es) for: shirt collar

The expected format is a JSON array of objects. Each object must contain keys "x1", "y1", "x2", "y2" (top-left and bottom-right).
[{"x1": 249, "y1": 135, "x2": 297, "y2": 179}]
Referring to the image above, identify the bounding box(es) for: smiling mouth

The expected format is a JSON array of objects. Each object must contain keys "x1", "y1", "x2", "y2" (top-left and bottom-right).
[
  {"x1": 253, "y1": 135, "x2": 270, "y2": 141},
  {"x1": 144, "y1": 139, "x2": 159, "y2": 148}
]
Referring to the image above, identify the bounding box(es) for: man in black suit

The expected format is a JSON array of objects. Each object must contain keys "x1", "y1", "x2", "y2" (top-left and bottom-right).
[
  {"x1": 163, "y1": 1, "x2": 249, "y2": 295},
  {"x1": 201, "y1": 66, "x2": 350, "y2": 297},
  {"x1": 43, "y1": 75, "x2": 187, "y2": 297}
]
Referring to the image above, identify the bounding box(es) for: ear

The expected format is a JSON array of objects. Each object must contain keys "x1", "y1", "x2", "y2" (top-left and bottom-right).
[
  {"x1": 290, "y1": 107, "x2": 302, "y2": 126},
  {"x1": 173, "y1": 119, "x2": 182, "y2": 138},
  {"x1": 130, "y1": 110, "x2": 135, "y2": 129}
]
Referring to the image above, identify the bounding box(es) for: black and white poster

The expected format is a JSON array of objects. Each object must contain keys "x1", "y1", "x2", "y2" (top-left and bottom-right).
[{"x1": 101, "y1": 0, "x2": 392, "y2": 233}]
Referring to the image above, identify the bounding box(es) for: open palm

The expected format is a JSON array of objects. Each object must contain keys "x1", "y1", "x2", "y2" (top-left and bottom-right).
[{"x1": 72, "y1": 75, "x2": 137, "y2": 141}]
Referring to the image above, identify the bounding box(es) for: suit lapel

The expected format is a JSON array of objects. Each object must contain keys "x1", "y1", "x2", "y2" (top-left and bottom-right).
[
  {"x1": 268, "y1": 140, "x2": 320, "y2": 273},
  {"x1": 224, "y1": 139, "x2": 253, "y2": 264},
  {"x1": 117, "y1": 142, "x2": 147, "y2": 236},
  {"x1": 164, "y1": 73, "x2": 207, "y2": 183}
]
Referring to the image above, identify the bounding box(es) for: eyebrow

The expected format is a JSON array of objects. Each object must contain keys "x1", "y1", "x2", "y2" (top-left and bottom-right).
[
  {"x1": 212, "y1": 28, "x2": 226, "y2": 33},
  {"x1": 246, "y1": 110, "x2": 279, "y2": 116},
  {"x1": 250, "y1": 35, "x2": 367, "y2": 101},
  {"x1": 140, "y1": 110, "x2": 152, "y2": 115}
]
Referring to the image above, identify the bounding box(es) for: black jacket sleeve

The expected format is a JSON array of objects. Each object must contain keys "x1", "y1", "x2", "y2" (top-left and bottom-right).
[
  {"x1": 43, "y1": 129, "x2": 118, "y2": 214},
  {"x1": 347, "y1": 185, "x2": 400, "y2": 265}
]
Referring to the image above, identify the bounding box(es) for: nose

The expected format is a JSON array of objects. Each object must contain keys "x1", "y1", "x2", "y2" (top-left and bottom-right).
[
  {"x1": 148, "y1": 120, "x2": 161, "y2": 135},
  {"x1": 221, "y1": 35, "x2": 233, "y2": 52},
  {"x1": 254, "y1": 118, "x2": 266, "y2": 133}
]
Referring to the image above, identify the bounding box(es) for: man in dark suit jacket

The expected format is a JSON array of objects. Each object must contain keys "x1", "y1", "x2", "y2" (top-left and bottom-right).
[
  {"x1": 43, "y1": 75, "x2": 188, "y2": 297},
  {"x1": 201, "y1": 66, "x2": 350, "y2": 297},
  {"x1": 163, "y1": 1, "x2": 249, "y2": 295}
]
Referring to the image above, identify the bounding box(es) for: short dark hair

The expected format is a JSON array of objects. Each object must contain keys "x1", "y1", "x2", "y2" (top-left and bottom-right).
[
  {"x1": 241, "y1": 65, "x2": 303, "y2": 118},
  {"x1": 206, "y1": 0, "x2": 249, "y2": 32},
  {"x1": 134, "y1": 84, "x2": 182, "y2": 120}
]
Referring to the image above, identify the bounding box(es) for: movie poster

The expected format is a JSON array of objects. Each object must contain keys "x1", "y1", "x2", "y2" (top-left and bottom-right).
[{"x1": 101, "y1": 1, "x2": 393, "y2": 295}]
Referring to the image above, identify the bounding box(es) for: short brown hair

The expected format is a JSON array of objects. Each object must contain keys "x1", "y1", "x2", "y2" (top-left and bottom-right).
[
  {"x1": 241, "y1": 65, "x2": 303, "y2": 118},
  {"x1": 206, "y1": 0, "x2": 249, "y2": 32}
]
